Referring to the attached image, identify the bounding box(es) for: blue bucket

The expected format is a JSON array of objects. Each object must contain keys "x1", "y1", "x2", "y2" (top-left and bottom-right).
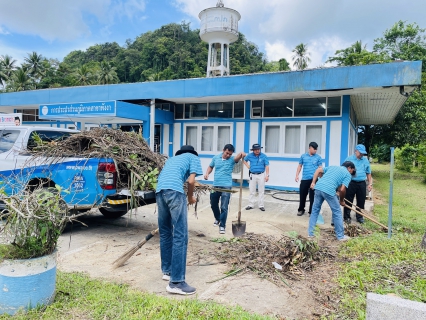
[{"x1": 0, "y1": 250, "x2": 57, "y2": 315}]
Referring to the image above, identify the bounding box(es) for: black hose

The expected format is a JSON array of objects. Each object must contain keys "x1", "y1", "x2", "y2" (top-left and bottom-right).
[{"x1": 270, "y1": 190, "x2": 307, "y2": 202}]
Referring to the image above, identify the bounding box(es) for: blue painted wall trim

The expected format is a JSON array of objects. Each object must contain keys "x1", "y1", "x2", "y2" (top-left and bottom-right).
[{"x1": 340, "y1": 95, "x2": 351, "y2": 163}]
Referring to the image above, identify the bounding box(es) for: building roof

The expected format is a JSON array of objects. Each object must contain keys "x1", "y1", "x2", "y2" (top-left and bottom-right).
[{"x1": 0, "y1": 61, "x2": 422, "y2": 125}]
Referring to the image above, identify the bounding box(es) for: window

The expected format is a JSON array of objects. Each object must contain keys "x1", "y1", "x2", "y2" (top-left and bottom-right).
[
  {"x1": 27, "y1": 131, "x2": 73, "y2": 150},
  {"x1": 209, "y1": 102, "x2": 232, "y2": 118},
  {"x1": 306, "y1": 125, "x2": 322, "y2": 154},
  {"x1": 155, "y1": 103, "x2": 170, "y2": 111},
  {"x1": 185, "y1": 126, "x2": 198, "y2": 147},
  {"x1": 327, "y1": 97, "x2": 341, "y2": 116},
  {"x1": 175, "y1": 104, "x2": 184, "y2": 119},
  {"x1": 264, "y1": 99, "x2": 293, "y2": 117},
  {"x1": 252, "y1": 100, "x2": 262, "y2": 118},
  {"x1": 294, "y1": 98, "x2": 326, "y2": 117},
  {"x1": 265, "y1": 126, "x2": 280, "y2": 153},
  {"x1": 233, "y1": 101, "x2": 244, "y2": 118},
  {"x1": 185, "y1": 124, "x2": 232, "y2": 153},
  {"x1": 0, "y1": 130, "x2": 20, "y2": 153},
  {"x1": 285, "y1": 126, "x2": 301, "y2": 154},
  {"x1": 201, "y1": 126, "x2": 214, "y2": 151},
  {"x1": 217, "y1": 126, "x2": 231, "y2": 151},
  {"x1": 262, "y1": 122, "x2": 325, "y2": 156}
]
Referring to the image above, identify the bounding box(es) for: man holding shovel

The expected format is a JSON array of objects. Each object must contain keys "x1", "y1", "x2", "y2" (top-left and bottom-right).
[
  {"x1": 343, "y1": 144, "x2": 372, "y2": 224},
  {"x1": 156, "y1": 145, "x2": 203, "y2": 295},
  {"x1": 308, "y1": 161, "x2": 356, "y2": 241},
  {"x1": 204, "y1": 144, "x2": 246, "y2": 234}
]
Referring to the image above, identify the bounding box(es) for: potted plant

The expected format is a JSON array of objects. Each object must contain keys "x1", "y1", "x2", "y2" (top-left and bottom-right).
[{"x1": 0, "y1": 185, "x2": 69, "y2": 315}]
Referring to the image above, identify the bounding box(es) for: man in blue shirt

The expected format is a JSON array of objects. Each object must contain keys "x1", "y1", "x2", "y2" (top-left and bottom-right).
[
  {"x1": 204, "y1": 144, "x2": 246, "y2": 234},
  {"x1": 308, "y1": 161, "x2": 356, "y2": 241},
  {"x1": 343, "y1": 144, "x2": 373, "y2": 224},
  {"x1": 295, "y1": 142, "x2": 322, "y2": 216},
  {"x1": 243, "y1": 143, "x2": 270, "y2": 211},
  {"x1": 156, "y1": 145, "x2": 203, "y2": 295}
]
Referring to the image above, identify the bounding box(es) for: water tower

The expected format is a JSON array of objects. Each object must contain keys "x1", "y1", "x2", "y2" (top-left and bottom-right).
[{"x1": 199, "y1": 1, "x2": 241, "y2": 77}]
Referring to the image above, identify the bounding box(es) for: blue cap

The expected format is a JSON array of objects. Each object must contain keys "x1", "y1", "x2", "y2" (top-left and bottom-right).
[{"x1": 355, "y1": 144, "x2": 367, "y2": 155}]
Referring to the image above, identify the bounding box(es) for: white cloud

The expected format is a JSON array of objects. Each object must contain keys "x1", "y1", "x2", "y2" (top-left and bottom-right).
[
  {"x1": 173, "y1": 0, "x2": 426, "y2": 65},
  {"x1": 0, "y1": 0, "x2": 148, "y2": 42},
  {"x1": 264, "y1": 41, "x2": 292, "y2": 62},
  {"x1": 0, "y1": 26, "x2": 9, "y2": 35}
]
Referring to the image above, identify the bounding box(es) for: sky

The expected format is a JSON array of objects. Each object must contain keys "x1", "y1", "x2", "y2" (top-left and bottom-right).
[{"x1": 0, "y1": 0, "x2": 425, "y2": 70}]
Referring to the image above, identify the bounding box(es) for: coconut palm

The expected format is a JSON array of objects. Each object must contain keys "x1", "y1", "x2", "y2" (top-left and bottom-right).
[
  {"x1": 24, "y1": 51, "x2": 46, "y2": 82},
  {"x1": 97, "y1": 61, "x2": 119, "y2": 85},
  {"x1": 292, "y1": 43, "x2": 311, "y2": 70},
  {"x1": 73, "y1": 65, "x2": 93, "y2": 86},
  {"x1": 0, "y1": 54, "x2": 17, "y2": 80},
  {"x1": 10, "y1": 67, "x2": 32, "y2": 91}
]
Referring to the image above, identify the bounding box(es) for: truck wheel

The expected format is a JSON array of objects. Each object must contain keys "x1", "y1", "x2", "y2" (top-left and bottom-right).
[{"x1": 99, "y1": 208, "x2": 128, "y2": 219}]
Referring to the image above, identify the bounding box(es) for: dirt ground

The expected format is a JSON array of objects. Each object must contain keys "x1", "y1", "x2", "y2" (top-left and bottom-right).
[{"x1": 57, "y1": 189, "x2": 373, "y2": 319}]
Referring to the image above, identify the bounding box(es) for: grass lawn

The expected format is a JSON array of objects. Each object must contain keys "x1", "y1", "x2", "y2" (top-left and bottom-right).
[{"x1": 334, "y1": 163, "x2": 426, "y2": 319}]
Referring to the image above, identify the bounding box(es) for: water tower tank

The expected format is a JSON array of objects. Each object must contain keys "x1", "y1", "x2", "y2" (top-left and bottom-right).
[{"x1": 199, "y1": 1, "x2": 241, "y2": 77}]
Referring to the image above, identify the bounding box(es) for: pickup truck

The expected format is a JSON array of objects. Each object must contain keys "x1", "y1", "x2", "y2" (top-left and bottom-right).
[{"x1": 0, "y1": 125, "x2": 155, "y2": 218}]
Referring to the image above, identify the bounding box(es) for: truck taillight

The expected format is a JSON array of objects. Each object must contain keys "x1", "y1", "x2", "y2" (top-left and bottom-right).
[{"x1": 97, "y1": 162, "x2": 117, "y2": 190}]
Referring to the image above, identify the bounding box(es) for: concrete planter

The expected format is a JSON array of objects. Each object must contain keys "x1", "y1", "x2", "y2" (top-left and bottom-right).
[{"x1": 0, "y1": 250, "x2": 57, "y2": 315}]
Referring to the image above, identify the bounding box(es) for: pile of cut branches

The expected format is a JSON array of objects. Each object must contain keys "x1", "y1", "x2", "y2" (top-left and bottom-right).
[
  {"x1": 213, "y1": 233, "x2": 328, "y2": 285},
  {"x1": 28, "y1": 128, "x2": 166, "y2": 191}
]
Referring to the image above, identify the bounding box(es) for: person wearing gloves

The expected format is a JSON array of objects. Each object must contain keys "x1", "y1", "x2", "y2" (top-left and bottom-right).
[{"x1": 243, "y1": 143, "x2": 270, "y2": 211}]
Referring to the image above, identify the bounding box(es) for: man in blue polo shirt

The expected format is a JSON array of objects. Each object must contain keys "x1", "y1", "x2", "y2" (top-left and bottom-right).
[
  {"x1": 156, "y1": 145, "x2": 203, "y2": 295},
  {"x1": 243, "y1": 143, "x2": 270, "y2": 211},
  {"x1": 343, "y1": 144, "x2": 372, "y2": 224},
  {"x1": 295, "y1": 141, "x2": 322, "y2": 216},
  {"x1": 308, "y1": 161, "x2": 356, "y2": 241},
  {"x1": 204, "y1": 144, "x2": 246, "y2": 234}
]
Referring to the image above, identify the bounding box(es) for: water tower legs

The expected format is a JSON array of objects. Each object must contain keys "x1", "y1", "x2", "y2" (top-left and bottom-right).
[{"x1": 207, "y1": 42, "x2": 230, "y2": 77}]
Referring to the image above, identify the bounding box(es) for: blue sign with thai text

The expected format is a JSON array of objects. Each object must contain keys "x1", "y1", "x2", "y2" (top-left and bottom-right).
[{"x1": 39, "y1": 101, "x2": 116, "y2": 119}]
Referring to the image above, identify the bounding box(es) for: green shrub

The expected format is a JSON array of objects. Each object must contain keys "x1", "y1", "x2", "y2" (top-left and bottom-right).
[
  {"x1": 370, "y1": 144, "x2": 391, "y2": 163},
  {"x1": 395, "y1": 144, "x2": 417, "y2": 172}
]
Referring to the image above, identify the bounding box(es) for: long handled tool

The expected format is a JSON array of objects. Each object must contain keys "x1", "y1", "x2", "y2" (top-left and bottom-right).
[
  {"x1": 232, "y1": 163, "x2": 246, "y2": 236},
  {"x1": 343, "y1": 199, "x2": 388, "y2": 230},
  {"x1": 112, "y1": 228, "x2": 159, "y2": 269}
]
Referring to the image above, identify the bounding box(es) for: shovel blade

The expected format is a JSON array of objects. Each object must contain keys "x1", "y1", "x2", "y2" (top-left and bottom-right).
[{"x1": 232, "y1": 220, "x2": 246, "y2": 237}]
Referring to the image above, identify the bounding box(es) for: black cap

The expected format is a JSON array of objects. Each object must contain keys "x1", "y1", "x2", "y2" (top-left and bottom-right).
[
  {"x1": 250, "y1": 143, "x2": 263, "y2": 150},
  {"x1": 175, "y1": 145, "x2": 198, "y2": 156}
]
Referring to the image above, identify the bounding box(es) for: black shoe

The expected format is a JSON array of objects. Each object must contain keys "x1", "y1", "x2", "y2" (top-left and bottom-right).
[
  {"x1": 259, "y1": 207, "x2": 265, "y2": 211},
  {"x1": 357, "y1": 218, "x2": 365, "y2": 224},
  {"x1": 331, "y1": 222, "x2": 334, "y2": 227},
  {"x1": 297, "y1": 210, "x2": 305, "y2": 216},
  {"x1": 344, "y1": 218, "x2": 351, "y2": 224},
  {"x1": 245, "y1": 206, "x2": 253, "y2": 210}
]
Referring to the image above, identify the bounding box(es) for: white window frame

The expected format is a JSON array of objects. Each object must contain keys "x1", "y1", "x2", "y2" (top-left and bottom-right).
[
  {"x1": 183, "y1": 123, "x2": 233, "y2": 154},
  {"x1": 261, "y1": 121, "x2": 326, "y2": 157}
]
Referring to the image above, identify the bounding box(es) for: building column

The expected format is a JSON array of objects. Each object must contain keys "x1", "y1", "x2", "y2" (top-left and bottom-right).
[{"x1": 150, "y1": 99, "x2": 155, "y2": 151}]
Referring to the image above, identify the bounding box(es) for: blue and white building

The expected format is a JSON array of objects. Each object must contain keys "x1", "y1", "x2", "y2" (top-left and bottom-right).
[{"x1": 0, "y1": 61, "x2": 422, "y2": 190}]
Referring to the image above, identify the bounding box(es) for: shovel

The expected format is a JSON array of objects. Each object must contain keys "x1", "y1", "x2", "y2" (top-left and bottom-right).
[{"x1": 232, "y1": 162, "x2": 246, "y2": 237}]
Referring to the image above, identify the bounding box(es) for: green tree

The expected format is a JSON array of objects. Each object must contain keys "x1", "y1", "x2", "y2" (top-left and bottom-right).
[
  {"x1": 292, "y1": 43, "x2": 311, "y2": 70},
  {"x1": 73, "y1": 65, "x2": 93, "y2": 86},
  {"x1": 96, "y1": 60, "x2": 119, "y2": 84},
  {"x1": 278, "y1": 58, "x2": 290, "y2": 71},
  {"x1": 9, "y1": 66, "x2": 33, "y2": 91},
  {"x1": 327, "y1": 40, "x2": 385, "y2": 66},
  {"x1": 24, "y1": 51, "x2": 46, "y2": 83},
  {"x1": 0, "y1": 55, "x2": 17, "y2": 82},
  {"x1": 373, "y1": 20, "x2": 426, "y2": 71}
]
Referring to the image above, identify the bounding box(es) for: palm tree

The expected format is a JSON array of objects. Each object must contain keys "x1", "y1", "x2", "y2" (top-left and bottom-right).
[
  {"x1": 0, "y1": 54, "x2": 17, "y2": 79},
  {"x1": 97, "y1": 61, "x2": 118, "y2": 85},
  {"x1": 24, "y1": 51, "x2": 45, "y2": 83},
  {"x1": 73, "y1": 65, "x2": 93, "y2": 86},
  {"x1": 10, "y1": 67, "x2": 32, "y2": 91},
  {"x1": 292, "y1": 43, "x2": 311, "y2": 70},
  {"x1": 0, "y1": 64, "x2": 7, "y2": 87}
]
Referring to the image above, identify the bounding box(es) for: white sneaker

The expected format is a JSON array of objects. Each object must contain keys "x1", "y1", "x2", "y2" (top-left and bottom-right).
[
  {"x1": 219, "y1": 227, "x2": 225, "y2": 234},
  {"x1": 162, "y1": 274, "x2": 170, "y2": 281},
  {"x1": 338, "y1": 235, "x2": 351, "y2": 241},
  {"x1": 213, "y1": 220, "x2": 220, "y2": 227}
]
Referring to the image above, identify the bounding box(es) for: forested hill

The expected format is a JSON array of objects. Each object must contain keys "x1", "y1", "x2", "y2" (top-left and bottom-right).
[{"x1": 62, "y1": 22, "x2": 272, "y2": 84}]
